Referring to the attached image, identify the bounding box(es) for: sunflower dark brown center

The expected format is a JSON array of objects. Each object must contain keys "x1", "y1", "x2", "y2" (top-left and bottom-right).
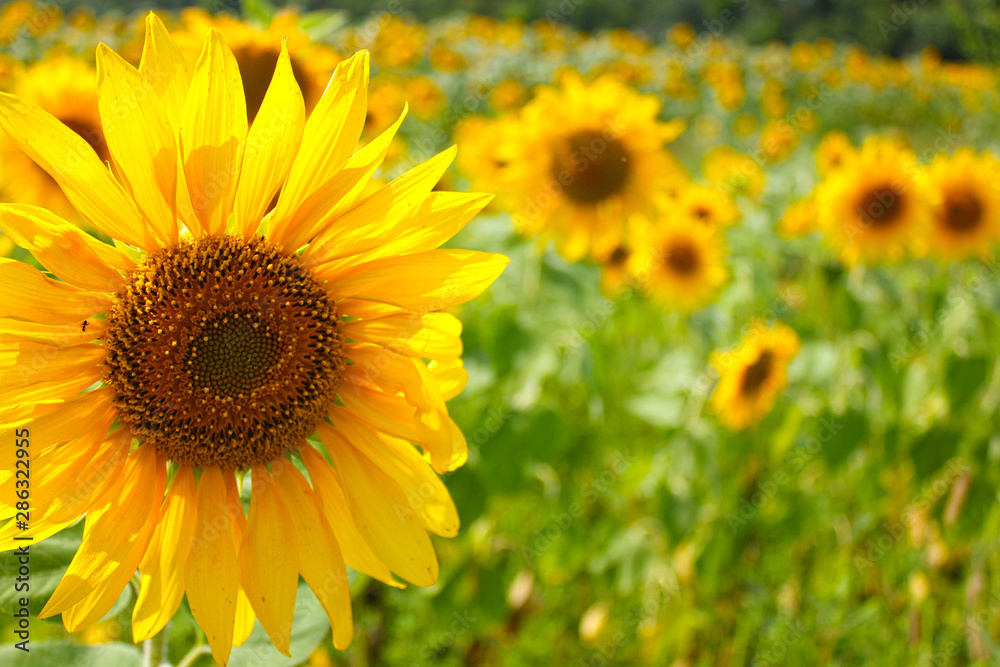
[
  {"x1": 856, "y1": 185, "x2": 905, "y2": 229},
  {"x1": 692, "y1": 205, "x2": 711, "y2": 221},
  {"x1": 943, "y1": 189, "x2": 983, "y2": 233},
  {"x1": 664, "y1": 240, "x2": 701, "y2": 276},
  {"x1": 103, "y1": 235, "x2": 345, "y2": 470},
  {"x1": 740, "y1": 350, "x2": 773, "y2": 395},
  {"x1": 553, "y1": 130, "x2": 631, "y2": 204},
  {"x1": 608, "y1": 245, "x2": 630, "y2": 267}
]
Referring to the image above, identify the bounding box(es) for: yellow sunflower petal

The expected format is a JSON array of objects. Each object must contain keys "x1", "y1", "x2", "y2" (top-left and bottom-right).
[
  {"x1": 0, "y1": 92, "x2": 148, "y2": 249},
  {"x1": 233, "y1": 41, "x2": 304, "y2": 238},
  {"x1": 365, "y1": 191, "x2": 493, "y2": 260},
  {"x1": 304, "y1": 145, "x2": 456, "y2": 264},
  {"x1": 341, "y1": 311, "x2": 462, "y2": 361},
  {"x1": 330, "y1": 411, "x2": 460, "y2": 538},
  {"x1": 133, "y1": 465, "x2": 197, "y2": 642},
  {"x1": 272, "y1": 462, "x2": 354, "y2": 651},
  {"x1": 181, "y1": 29, "x2": 247, "y2": 237},
  {"x1": 270, "y1": 106, "x2": 405, "y2": 250},
  {"x1": 224, "y1": 476, "x2": 256, "y2": 648},
  {"x1": 0, "y1": 409, "x2": 117, "y2": 524},
  {"x1": 0, "y1": 318, "x2": 105, "y2": 346},
  {"x1": 97, "y1": 43, "x2": 178, "y2": 246},
  {"x1": 0, "y1": 259, "x2": 112, "y2": 325},
  {"x1": 0, "y1": 387, "x2": 114, "y2": 455},
  {"x1": 0, "y1": 205, "x2": 125, "y2": 292},
  {"x1": 337, "y1": 385, "x2": 420, "y2": 443},
  {"x1": 61, "y1": 450, "x2": 166, "y2": 632},
  {"x1": 317, "y1": 423, "x2": 439, "y2": 586},
  {"x1": 0, "y1": 373, "x2": 99, "y2": 407},
  {"x1": 272, "y1": 51, "x2": 368, "y2": 232},
  {"x1": 238, "y1": 467, "x2": 298, "y2": 656},
  {"x1": 320, "y1": 249, "x2": 508, "y2": 311},
  {"x1": 298, "y1": 445, "x2": 402, "y2": 588},
  {"x1": 39, "y1": 445, "x2": 165, "y2": 618},
  {"x1": 139, "y1": 13, "x2": 190, "y2": 130},
  {"x1": 185, "y1": 467, "x2": 238, "y2": 666},
  {"x1": 428, "y1": 357, "x2": 468, "y2": 401},
  {"x1": 0, "y1": 341, "x2": 106, "y2": 390}
]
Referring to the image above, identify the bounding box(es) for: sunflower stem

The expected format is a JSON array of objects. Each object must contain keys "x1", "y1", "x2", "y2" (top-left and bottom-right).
[
  {"x1": 176, "y1": 644, "x2": 212, "y2": 667},
  {"x1": 142, "y1": 623, "x2": 169, "y2": 667}
]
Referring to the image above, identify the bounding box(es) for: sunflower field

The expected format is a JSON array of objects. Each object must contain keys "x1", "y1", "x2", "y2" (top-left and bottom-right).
[{"x1": 1, "y1": 1, "x2": 1000, "y2": 666}]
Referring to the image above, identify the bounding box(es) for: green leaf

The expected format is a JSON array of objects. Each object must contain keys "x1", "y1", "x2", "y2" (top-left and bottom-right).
[
  {"x1": 445, "y1": 466, "x2": 487, "y2": 526},
  {"x1": 240, "y1": 0, "x2": 276, "y2": 26},
  {"x1": 228, "y1": 581, "x2": 331, "y2": 667},
  {"x1": 910, "y1": 427, "x2": 961, "y2": 481},
  {"x1": 299, "y1": 10, "x2": 350, "y2": 41},
  {"x1": 0, "y1": 525, "x2": 82, "y2": 616},
  {"x1": 945, "y1": 355, "x2": 989, "y2": 412},
  {"x1": 820, "y1": 409, "x2": 867, "y2": 469},
  {"x1": 0, "y1": 640, "x2": 141, "y2": 666}
]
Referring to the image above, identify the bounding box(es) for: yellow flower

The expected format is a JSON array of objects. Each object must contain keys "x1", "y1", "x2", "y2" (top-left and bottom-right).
[
  {"x1": 489, "y1": 79, "x2": 527, "y2": 112},
  {"x1": 664, "y1": 59, "x2": 697, "y2": 101},
  {"x1": 673, "y1": 184, "x2": 740, "y2": 228},
  {"x1": 790, "y1": 42, "x2": 820, "y2": 70},
  {"x1": 172, "y1": 8, "x2": 341, "y2": 121},
  {"x1": 759, "y1": 120, "x2": 799, "y2": 163},
  {"x1": 815, "y1": 130, "x2": 855, "y2": 176},
  {"x1": 429, "y1": 41, "x2": 465, "y2": 71},
  {"x1": 704, "y1": 61, "x2": 745, "y2": 110},
  {"x1": 777, "y1": 196, "x2": 817, "y2": 238},
  {"x1": 0, "y1": 54, "x2": 104, "y2": 224},
  {"x1": 454, "y1": 114, "x2": 515, "y2": 189},
  {"x1": 0, "y1": 17, "x2": 506, "y2": 665},
  {"x1": 495, "y1": 73, "x2": 686, "y2": 261},
  {"x1": 925, "y1": 148, "x2": 1000, "y2": 260},
  {"x1": 404, "y1": 75, "x2": 445, "y2": 120},
  {"x1": 0, "y1": 0, "x2": 60, "y2": 44},
  {"x1": 627, "y1": 215, "x2": 728, "y2": 311},
  {"x1": 703, "y1": 147, "x2": 765, "y2": 200},
  {"x1": 667, "y1": 23, "x2": 696, "y2": 50},
  {"x1": 599, "y1": 243, "x2": 634, "y2": 294},
  {"x1": 371, "y1": 14, "x2": 426, "y2": 68},
  {"x1": 710, "y1": 321, "x2": 800, "y2": 430},
  {"x1": 815, "y1": 137, "x2": 933, "y2": 265},
  {"x1": 608, "y1": 28, "x2": 651, "y2": 55},
  {"x1": 363, "y1": 77, "x2": 406, "y2": 136}
]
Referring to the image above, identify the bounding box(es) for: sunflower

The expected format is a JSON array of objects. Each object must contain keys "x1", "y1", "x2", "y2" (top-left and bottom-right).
[
  {"x1": 495, "y1": 73, "x2": 686, "y2": 262},
  {"x1": 815, "y1": 136, "x2": 933, "y2": 265},
  {"x1": 710, "y1": 321, "x2": 800, "y2": 430},
  {"x1": 0, "y1": 16, "x2": 506, "y2": 665},
  {"x1": 172, "y1": 8, "x2": 341, "y2": 122},
  {"x1": 815, "y1": 130, "x2": 855, "y2": 176},
  {"x1": 671, "y1": 183, "x2": 740, "y2": 228},
  {"x1": 702, "y1": 146, "x2": 765, "y2": 201},
  {"x1": 924, "y1": 148, "x2": 1000, "y2": 260},
  {"x1": 599, "y1": 243, "x2": 634, "y2": 294},
  {"x1": 627, "y1": 214, "x2": 728, "y2": 311},
  {"x1": 0, "y1": 54, "x2": 105, "y2": 223},
  {"x1": 777, "y1": 196, "x2": 817, "y2": 238}
]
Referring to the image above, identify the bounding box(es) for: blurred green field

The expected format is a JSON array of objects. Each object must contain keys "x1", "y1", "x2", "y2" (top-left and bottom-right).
[{"x1": 1, "y1": 1, "x2": 1000, "y2": 666}]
